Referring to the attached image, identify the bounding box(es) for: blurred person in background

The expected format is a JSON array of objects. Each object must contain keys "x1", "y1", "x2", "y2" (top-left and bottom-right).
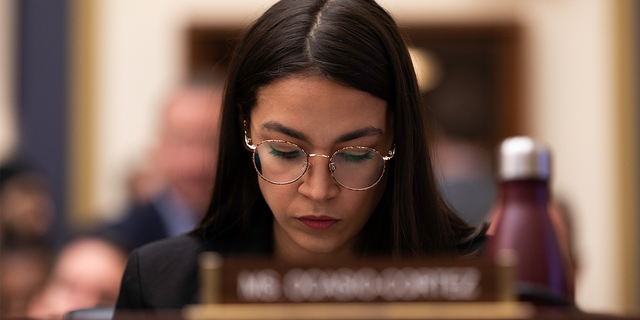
[
  {"x1": 100, "y1": 81, "x2": 223, "y2": 252},
  {"x1": 125, "y1": 154, "x2": 167, "y2": 206},
  {"x1": 408, "y1": 47, "x2": 497, "y2": 228},
  {"x1": 0, "y1": 161, "x2": 54, "y2": 318},
  {"x1": 423, "y1": 63, "x2": 497, "y2": 228},
  {"x1": 0, "y1": 161, "x2": 54, "y2": 247},
  {"x1": 431, "y1": 130, "x2": 496, "y2": 228},
  {"x1": 26, "y1": 236, "x2": 128, "y2": 320},
  {"x1": 14, "y1": 80, "x2": 222, "y2": 318},
  {"x1": 1, "y1": 245, "x2": 51, "y2": 318}
]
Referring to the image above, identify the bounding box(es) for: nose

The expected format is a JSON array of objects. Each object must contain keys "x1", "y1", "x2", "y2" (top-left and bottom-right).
[{"x1": 298, "y1": 155, "x2": 340, "y2": 200}]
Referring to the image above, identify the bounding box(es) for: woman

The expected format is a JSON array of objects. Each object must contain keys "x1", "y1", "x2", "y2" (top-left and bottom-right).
[{"x1": 116, "y1": 0, "x2": 484, "y2": 309}]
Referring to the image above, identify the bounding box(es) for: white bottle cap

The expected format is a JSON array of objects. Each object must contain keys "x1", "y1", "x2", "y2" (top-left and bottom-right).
[{"x1": 498, "y1": 136, "x2": 551, "y2": 181}]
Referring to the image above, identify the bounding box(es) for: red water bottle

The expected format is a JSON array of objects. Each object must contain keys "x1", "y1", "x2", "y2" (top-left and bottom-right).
[{"x1": 486, "y1": 137, "x2": 570, "y2": 305}]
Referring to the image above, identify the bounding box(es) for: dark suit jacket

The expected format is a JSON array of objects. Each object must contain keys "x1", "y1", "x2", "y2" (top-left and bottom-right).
[
  {"x1": 115, "y1": 215, "x2": 273, "y2": 311},
  {"x1": 98, "y1": 201, "x2": 168, "y2": 253},
  {"x1": 115, "y1": 234, "x2": 206, "y2": 309}
]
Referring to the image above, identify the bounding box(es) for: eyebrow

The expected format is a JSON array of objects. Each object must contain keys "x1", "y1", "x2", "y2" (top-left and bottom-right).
[
  {"x1": 261, "y1": 121, "x2": 383, "y2": 143},
  {"x1": 262, "y1": 121, "x2": 309, "y2": 141},
  {"x1": 336, "y1": 126, "x2": 383, "y2": 143}
]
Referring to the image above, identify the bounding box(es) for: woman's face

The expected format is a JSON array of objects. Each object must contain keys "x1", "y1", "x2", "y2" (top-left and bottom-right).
[{"x1": 249, "y1": 76, "x2": 394, "y2": 260}]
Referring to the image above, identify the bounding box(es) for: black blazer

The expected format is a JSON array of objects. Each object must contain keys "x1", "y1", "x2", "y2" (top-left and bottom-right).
[
  {"x1": 115, "y1": 234, "x2": 207, "y2": 309},
  {"x1": 115, "y1": 214, "x2": 273, "y2": 310}
]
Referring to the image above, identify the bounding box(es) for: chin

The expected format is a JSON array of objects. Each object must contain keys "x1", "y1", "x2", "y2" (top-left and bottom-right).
[
  {"x1": 301, "y1": 244, "x2": 338, "y2": 254},
  {"x1": 295, "y1": 233, "x2": 348, "y2": 255}
]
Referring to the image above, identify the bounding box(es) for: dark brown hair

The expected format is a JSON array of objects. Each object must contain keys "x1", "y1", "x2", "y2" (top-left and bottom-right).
[{"x1": 194, "y1": 0, "x2": 482, "y2": 258}]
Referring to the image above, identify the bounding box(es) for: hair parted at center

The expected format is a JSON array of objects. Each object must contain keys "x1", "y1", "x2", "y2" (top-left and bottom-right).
[{"x1": 194, "y1": 0, "x2": 483, "y2": 258}]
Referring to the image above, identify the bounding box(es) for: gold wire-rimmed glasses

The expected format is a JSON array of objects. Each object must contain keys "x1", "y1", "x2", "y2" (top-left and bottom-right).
[{"x1": 245, "y1": 135, "x2": 395, "y2": 191}]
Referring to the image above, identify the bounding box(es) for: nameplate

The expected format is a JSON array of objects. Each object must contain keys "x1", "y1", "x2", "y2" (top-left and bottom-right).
[{"x1": 205, "y1": 258, "x2": 511, "y2": 304}]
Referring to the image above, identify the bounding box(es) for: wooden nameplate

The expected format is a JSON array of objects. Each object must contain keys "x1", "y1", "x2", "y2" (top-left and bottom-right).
[{"x1": 183, "y1": 253, "x2": 532, "y2": 319}]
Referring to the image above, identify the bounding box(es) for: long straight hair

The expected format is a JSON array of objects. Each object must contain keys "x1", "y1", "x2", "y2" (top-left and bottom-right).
[{"x1": 194, "y1": 0, "x2": 481, "y2": 257}]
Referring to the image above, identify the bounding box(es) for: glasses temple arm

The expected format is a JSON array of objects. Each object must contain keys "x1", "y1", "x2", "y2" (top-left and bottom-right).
[
  {"x1": 244, "y1": 135, "x2": 256, "y2": 150},
  {"x1": 382, "y1": 145, "x2": 396, "y2": 161}
]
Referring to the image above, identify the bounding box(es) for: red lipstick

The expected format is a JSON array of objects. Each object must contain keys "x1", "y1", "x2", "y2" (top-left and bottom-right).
[{"x1": 298, "y1": 215, "x2": 339, "y2": 231}]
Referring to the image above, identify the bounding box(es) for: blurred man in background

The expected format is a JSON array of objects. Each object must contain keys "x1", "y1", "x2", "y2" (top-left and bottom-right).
[
  {"x1": 100, "y1": 82, "x2": 223, "y2": 252},
  {"x1": 26, "y1": 237, "x2": 127, "y2": 320},
  {"x1": 0, "y1": 162, "x2": 54, "y2": 248},
  {"x1": 20, "y1": 81, "x2": 224, "y2": 319},
  {"x1": 0, "y1": 162, "x2": 54, "y2": 318},
  {"x1": 1, "y1": 246, "x2": 50, "y2": 318}
]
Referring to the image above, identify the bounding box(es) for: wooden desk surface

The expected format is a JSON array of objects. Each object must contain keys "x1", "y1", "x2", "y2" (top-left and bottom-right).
[
  {"x1": 110, "y1": 304, "x2": 640, "y2": 320},
  {"x1": 182, "y1": 302, "x2": 640, "y2": 320},
  {"x1": 184, "y1": 301, "x2": 532, "y2": 319}
]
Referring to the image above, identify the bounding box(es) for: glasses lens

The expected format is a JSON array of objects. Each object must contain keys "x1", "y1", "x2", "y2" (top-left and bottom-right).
[
  {"x1": 331, "y1": 147, "x2": 385, "y2": 190},
  {"x1": 254, "y1": 141, "x2": 307, "y2": 184}
]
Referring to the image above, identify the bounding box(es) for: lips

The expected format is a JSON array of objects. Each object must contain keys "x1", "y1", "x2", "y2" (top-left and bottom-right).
[{"x1": 298, "y1": 215, "x2": 339, "y2": 231}]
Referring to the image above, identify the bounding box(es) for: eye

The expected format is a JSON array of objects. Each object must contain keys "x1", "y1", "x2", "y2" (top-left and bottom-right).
[
  {"x1": 336, "y1": 149, "x2": 374, "y2": 163},
  {"x1": 269, "y1": 145, "x2": 303, "y2": 160}
]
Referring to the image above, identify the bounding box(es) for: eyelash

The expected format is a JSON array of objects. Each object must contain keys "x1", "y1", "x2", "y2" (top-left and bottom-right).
[
  {"x1": 336, "y1": 151, "x2": 374, "y2": 163},
  {"x1": 269, "y1": 145, "x2": 302, "y2": 160}
]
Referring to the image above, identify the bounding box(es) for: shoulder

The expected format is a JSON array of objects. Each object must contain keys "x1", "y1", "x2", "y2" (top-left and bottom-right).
[
  {"x1": 134, "y1": 233, "x2": 208, "y2": 286},
  {"x1": 138, "y1": 232, "x2": 207, "y2": 259},
  {"x1": 116, "y1": 234, "x2": 209, "y2": 309}
]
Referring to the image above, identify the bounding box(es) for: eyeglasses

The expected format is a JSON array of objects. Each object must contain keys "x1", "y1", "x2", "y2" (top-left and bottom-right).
[{"x1": 245, "y1": 136, "x2": 395, "y2": 191}]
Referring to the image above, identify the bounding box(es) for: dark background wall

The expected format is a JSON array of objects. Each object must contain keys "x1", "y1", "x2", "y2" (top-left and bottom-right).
[{"x1": 17, "y1": 0, "x2": 69, "y2": 249}]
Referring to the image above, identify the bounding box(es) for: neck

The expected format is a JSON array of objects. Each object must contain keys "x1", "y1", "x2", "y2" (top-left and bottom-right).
[{"x1": 272, "y1": 221, "x2": 357, "y2": 265}]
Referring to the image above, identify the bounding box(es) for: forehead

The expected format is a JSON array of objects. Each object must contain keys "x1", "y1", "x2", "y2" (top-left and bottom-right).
[{"x1": 250, "y1": 76, "x2": 389, "y2": 142}]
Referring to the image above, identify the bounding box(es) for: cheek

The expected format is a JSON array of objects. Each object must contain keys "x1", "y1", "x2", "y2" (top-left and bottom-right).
[
  {"x1": 257, "y1": 178, "x2": 299, "y2": 217},
  {"x1": 348, "y1": 179, "x2": 387, "y2": 222}
]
